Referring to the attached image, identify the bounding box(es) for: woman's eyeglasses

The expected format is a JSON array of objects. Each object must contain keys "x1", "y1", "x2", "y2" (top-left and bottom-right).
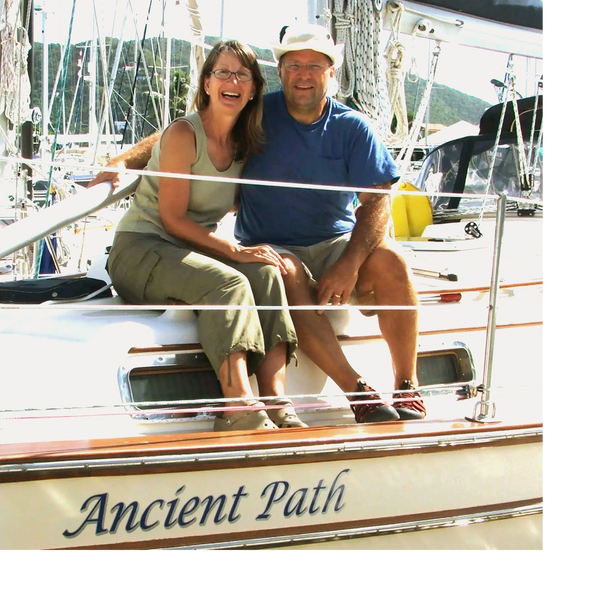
[{"x1": 211, "y1": 69, "x2": 253, "y2": 82}]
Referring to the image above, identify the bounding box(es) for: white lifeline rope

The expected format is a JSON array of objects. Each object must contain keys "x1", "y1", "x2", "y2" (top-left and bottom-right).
[
  {"x1": 3, "y1": 154, "x2": 500, "y2": 199},
  {"x1": 8, "y1": 303, "x2": 420, "y2": 312}
]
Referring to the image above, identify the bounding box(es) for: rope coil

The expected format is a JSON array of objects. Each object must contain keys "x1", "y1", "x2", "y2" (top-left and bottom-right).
[
  {"x1": 383, "y1": 1, "x2": 409, "y2": 145},
  {"x1": 333, "y1": 0, "x2": 392, "y2": 140},
  {"x1": 332, "y1": 1, "x2": 424, "y2": 147}
]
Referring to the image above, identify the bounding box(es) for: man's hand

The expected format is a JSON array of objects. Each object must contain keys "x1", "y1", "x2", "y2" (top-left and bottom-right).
[
  {"x1": 316, "y1": 257, "x2": 359, "y2": 314},
  {"x1": 314, "y1": 181, "x2": 393, "y2": 314},
  {"x1": 88, "y1": 160, "x2": 126, "y2": 189},
  {"x1": 89, "y1": 132, "x2": 160, "y2": 189}
]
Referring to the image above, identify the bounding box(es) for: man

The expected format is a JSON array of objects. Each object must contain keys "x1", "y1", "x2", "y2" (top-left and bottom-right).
[{"x1": 93, "y1": 24, "x2": 425, "y2": 424}]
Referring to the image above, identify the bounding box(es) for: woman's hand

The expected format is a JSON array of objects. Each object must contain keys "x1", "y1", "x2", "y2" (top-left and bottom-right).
[{"x1": 232, "y1": 244, "x2": 288, "y2": 274}]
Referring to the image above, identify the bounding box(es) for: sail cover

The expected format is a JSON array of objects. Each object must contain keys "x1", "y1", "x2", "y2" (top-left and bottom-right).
[{"x1": 408, "y1": 1, "x2": 542, "y2": 31}]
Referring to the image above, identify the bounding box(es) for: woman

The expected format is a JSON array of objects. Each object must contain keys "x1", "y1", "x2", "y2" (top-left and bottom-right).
[{"x1": 107, "y1": 40, "x2": 306, "y2": 431}]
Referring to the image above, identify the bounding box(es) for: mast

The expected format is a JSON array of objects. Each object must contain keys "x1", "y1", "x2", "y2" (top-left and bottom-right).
[
  {"x1": 307, "y1": 0, "x2": 329, "y2": 25},
  {"x1": 162, "y1": 2, "x2": 171, "y2": 129},
  {"x1": 34, "y1": 3, "x2": 49, "y2": 150},
  {"x1": 98, "y1": 15, "x2": 128, "y2": 153},
  {"x1": 132, "y1": 36, "x2": 138, "y2": 144},
  {"x1": 88, "y1": 17, "x2": 98, "y2": 149},
  {"x1": 219, "y1": 0, "x2": 224, "y2": 39},
  {"x1": 184, "y1": 0, "x2": 204, "y2": 112},
  {"x1": 21, "y1": 0, "x2": 34, "y2": 202}
]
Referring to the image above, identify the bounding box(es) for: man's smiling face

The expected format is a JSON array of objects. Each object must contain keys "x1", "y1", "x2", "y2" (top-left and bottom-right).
[{"x1": 278, "y1": 49, "x2": 334, "y2": 124}]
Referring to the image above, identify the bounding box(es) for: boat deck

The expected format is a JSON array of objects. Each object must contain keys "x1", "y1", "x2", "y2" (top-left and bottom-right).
[
  {"x1": 0, "y1": 412, "x2": 541, "y2": 474},
  {"x1": 0, "y1": 213, "x2": 542, "y2": 461}
]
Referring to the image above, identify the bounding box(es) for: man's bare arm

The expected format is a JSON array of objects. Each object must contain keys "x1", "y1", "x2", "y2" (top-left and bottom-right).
[
  {"x1": 347, "y1": 181, "x2": 392, "y2": 264},
  {"x1": 315, "y1": 181, "x2": 392, "y2": 308},
  {"x1": 88, "y1": 131, "x2": 160, "y2": 188}
]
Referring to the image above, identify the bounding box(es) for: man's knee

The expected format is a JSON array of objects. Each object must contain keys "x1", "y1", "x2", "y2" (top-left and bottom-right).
[
  {"x1": 280, "y1": 255, "x2": 314, "y2": 299},
  {"x1": 364, "y1": 245, "x2": 410, "y2": 279},
  {"x1": 281, "y1": 254, "x2": 304, "y2": 272},
  {"x1": 281, "y1": 255, "x2": 309, "y2": 285}
]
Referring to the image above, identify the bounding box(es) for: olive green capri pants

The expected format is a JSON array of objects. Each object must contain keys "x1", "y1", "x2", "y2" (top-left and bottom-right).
[{"x1": 108, "y1": 232, "x2": 297, "y2": 376}]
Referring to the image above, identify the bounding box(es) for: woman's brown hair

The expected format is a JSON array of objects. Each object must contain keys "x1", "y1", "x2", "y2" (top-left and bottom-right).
[{"x1": 193, "y1": 40, "x2": 265, "y2": 161}]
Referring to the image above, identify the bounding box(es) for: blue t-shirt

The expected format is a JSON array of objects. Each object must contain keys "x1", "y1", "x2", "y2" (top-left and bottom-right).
[{"x1": 235, "y1": 91, "x2": 399, "y2": 247}]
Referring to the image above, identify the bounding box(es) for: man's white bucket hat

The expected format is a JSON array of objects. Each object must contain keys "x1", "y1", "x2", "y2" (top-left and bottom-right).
[{"x1": 272, "y1": 24, "x2": 344, "y2": 69}]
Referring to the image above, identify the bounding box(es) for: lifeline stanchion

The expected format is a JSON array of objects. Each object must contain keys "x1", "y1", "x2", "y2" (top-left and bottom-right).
[{"x1": 467, "y1": 193, "x2": 507, "y2": 423}]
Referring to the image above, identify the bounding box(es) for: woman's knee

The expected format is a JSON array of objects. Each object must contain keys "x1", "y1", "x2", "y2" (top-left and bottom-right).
[
  {"x1": 244, "y1": 263, "x2": 285, "y2": 294},
  {"x1": 188, "y1": 268, "x2": 253, "y2": 305},
  {"x1": 220, "y1": 270, "x2": 253, "y2": 296}
]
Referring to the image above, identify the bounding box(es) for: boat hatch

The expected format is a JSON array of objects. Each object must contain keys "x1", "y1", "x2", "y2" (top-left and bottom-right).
[
  {"x1": 118, "y1": 348, "x2": 223, "y2": 421},
  {"x1": 416, "y1": 341, "x2": 476, "y2": 399},
  {"x1": 117, "y1": 341, "x2": 476, "y2": 423}
]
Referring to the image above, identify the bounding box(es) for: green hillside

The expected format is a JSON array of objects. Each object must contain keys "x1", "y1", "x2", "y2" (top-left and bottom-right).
[
  {"x1": 405, "y1": 78, "x2": 490, "y2": 126},
  {"x1": 31, "y1": 35, "x2": 490, "y2": 144}
]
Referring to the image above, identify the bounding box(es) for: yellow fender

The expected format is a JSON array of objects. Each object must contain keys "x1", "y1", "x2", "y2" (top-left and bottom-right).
[{"x1": 391, "y1": 182, "x2": 433, "y2": 239}]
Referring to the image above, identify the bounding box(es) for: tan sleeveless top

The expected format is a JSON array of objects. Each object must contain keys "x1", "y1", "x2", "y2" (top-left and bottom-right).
[{"x1": 115, "y1": 112, "x2": 243, "y2": 247}]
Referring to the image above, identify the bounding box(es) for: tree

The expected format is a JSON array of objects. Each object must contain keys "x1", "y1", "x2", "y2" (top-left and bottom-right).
[{"x1": 170, "y1": 69, "x2": 190, "y2": 121}]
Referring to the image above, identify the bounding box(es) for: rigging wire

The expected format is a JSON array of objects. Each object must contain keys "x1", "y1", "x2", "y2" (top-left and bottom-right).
[
  {"x1": 395, "y1": 42, "x2": 442, "y2": 181},
  {"x1": 67, "y1": 43, "x2": 86, "y2": 137},
  {"x1": 34, "y1": 0, "x2": 78, "y2": 277},
  {"x1": 90, "y1": 1, "x2": 119, "y2": 163},
  {"x1": 95, "y1": 15, "x2": 129, "y2": 162},
  {"x1": 525, "y1": 77, "x2": 543, "y2": 192},
  {"x1": 472, "y1": 56, "x2": 514, "y2": 229},
  {"x1": 140, "y1": 35, "x2": 164, "y2": 138},
  {"x1": 120, "y1": 0, "x2": 154, "y2": 146},
  {"x1": 509, "y1": 72, "x2": 532, "y2": 196},
  {"x1": 474, "y1": 56, "x2": 543, "y2": 227}
]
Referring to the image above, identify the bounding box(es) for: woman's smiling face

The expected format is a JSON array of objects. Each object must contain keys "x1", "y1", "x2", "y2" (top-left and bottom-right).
[{"x1": 204, "y1": 51, "x2": 256, "y2": 114}]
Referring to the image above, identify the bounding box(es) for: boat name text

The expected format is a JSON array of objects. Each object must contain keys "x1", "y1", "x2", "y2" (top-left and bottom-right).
[{"x1": 63, "y1": 469, "x2": 349, "y2": 539}]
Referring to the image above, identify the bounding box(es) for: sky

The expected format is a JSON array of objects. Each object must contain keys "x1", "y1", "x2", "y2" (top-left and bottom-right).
[{"x1": 33, "y1": 0, "x2": 542, "y2": 104}]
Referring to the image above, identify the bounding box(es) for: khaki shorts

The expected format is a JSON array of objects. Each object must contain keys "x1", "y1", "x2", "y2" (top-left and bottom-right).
[
  {"x1": 272, "y1": 233, "x2": 351, "y2": 284},
  {"x1": 272, "y1": 233, "x2": 376, "y2": 312}
]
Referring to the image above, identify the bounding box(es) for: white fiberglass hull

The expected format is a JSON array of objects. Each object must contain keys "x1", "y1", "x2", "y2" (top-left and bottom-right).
[{"x1": 0, "y1": 422, "x2": 541, "y2": 550}]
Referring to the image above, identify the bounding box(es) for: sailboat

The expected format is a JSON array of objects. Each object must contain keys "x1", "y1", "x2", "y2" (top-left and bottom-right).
[
  {"x1": 0, "y1": 0, "x2": 542, "y2": 549},
  {"x1": 1, "y1": 0, "x2": 185, "y2": 278}
]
